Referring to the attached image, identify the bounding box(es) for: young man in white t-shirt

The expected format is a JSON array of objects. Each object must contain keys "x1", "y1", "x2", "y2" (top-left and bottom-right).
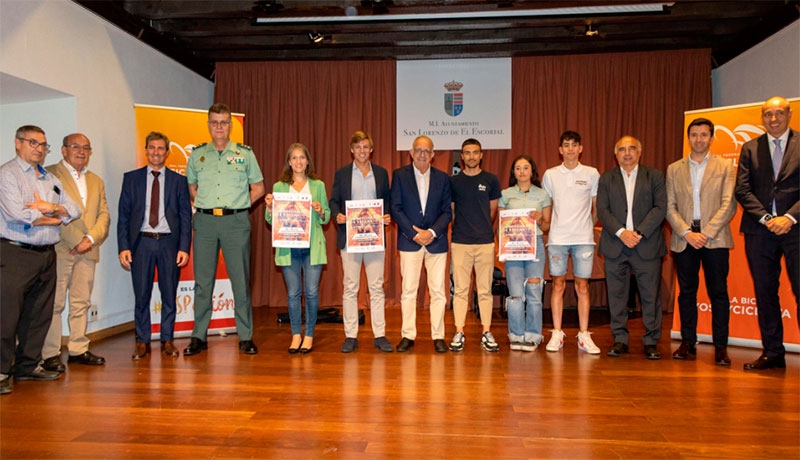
[{"x1": 541, "y1": 131, "x2": 601, "y2": 354}]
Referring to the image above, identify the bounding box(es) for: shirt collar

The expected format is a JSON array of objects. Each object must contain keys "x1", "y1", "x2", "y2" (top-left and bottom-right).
[
  {"x1": 62, "y1": 159, "x2": 86, "y2": 176},
  {"x1": 14, "y1": 155, "x2": 47, "y2": 176},
  {"x1": 558, "y1": 162, "x2": 582, "y2": 173},
  {"x1": 413, "y1": 164, "x2": 431, "y2": 177},
  {"x1": 620, "y1": 164, "x2": 639, "y2": 177},
  {"x1": 766, "y1": 128, "x2": 791, "y2": 145},
  {"x1": 688, "y1": 153, "x2": 709, "y2": 166}
]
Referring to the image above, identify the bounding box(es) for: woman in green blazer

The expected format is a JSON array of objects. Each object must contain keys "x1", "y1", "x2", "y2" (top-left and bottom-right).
[{"x1": 265, "y1": 143, "x2": 330, "y2": 354}]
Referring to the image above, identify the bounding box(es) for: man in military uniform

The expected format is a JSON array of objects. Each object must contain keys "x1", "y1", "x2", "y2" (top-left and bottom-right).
[{"x1": 183, "y1": 103, "x2": 265, "y2": 356}]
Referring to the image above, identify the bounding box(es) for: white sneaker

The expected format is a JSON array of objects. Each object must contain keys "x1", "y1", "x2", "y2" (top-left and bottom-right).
[
  {"x1": 577, "y1": 331, "x2": 601, "y2": 355},
  {"x1": 545, "y1": 329, "x2": 565, "y2": 352},
  {"x1": 519, "y1": 341, "x2": 538, "y2": 352},
  {"x1": 481, "y1": 332, "x2": 500, "y2": 352},
  {"x1": 509, "y1": 341, "x2": 524, "y2": 351}
]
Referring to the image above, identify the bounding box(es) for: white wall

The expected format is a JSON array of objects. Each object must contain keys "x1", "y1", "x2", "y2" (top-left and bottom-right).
[
  {"x1": 0, "y1": 0, "x2": 213, "y2": 333},
  {"x1": 1, "y1": 96, "x2": 76, "y2": 165},
  {"x1": 712, "y1": 20, "x2": 800, "y2": 107}
]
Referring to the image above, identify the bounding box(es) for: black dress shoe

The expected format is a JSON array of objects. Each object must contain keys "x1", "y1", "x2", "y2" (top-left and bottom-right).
[
  {"x1": 743, "y1": 354, "x2": 786, "y2": 371},
  {"x1": 341, "y1": 338, "x2": 358, "y2": 353},
  {"x1": 607, "y1": 342, "x2": 629, "y2": 357},
  {"x1": 396, "y1": 337, "x2": 414, "y2": 352},
  {"x1": 183, "y1": 338, "x2": 208, "y2": 356},
  {"x1": 15, "y1": 365, "x2": 60, "y2": 381},
  {"x1": 714, "y1": 347, "x2": 731, "y2": 366},
  {"x1": 644, "y1": 345, "x2": 661, "y2": 360},
  {"x1": 373, "y1": 336, "x2": 393, "y2": 353},
  {"x1": 239, "y1": 340, "x2": 258, "y2": 354},
  {"x1": 42, "y1": 355, "x2": 66, "y2": 373},
  {"x1": 672, "y1": 342, "x2": 696, "y2": 360},
  {"x1": 68, "y1": 351, "x2": 105, "y2": 366},
  {"x1": 433, "y1": 339, "x2": 448, "y2": 353}
]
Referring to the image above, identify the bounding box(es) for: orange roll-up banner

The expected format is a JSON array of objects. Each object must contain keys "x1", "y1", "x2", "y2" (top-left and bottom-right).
[
  {"x1": 134, "y1": 104, "x2": 245, "y2": 339},
  {"x1": 672, "y1": 99, "x2": 799, "y2": 352}
]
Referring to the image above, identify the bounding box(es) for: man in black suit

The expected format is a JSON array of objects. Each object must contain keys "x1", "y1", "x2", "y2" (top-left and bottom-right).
[
  {"x1": 597, "y1": 135, "x2": 667, "y2": 360},
  {"x1": 735, "y1": 96, "x2": 799, "y2": 371},
  {"x1": 329, "y1": 131, "x2": 393, "y2": 353},
  {"x1": 118, "y1": 132, "x2": 192, "y2": 360}
]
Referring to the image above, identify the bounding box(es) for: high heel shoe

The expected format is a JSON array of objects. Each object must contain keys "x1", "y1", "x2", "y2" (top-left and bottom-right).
[
  {"x1": 300, "y1": 336, "x2": 313, "y2": 354},
  {"x1": 288, "y1": 335, "x2": 302, "y2": 354}
]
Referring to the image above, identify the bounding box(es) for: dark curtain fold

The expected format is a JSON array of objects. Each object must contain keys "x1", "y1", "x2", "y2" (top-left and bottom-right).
[{"x1": 214, "y1": 49, "x2": 711, "y2": 310}]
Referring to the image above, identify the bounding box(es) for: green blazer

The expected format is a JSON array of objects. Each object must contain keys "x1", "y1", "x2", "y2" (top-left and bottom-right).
[{"x1": 265, "y1": 179, "x2": 330, "y2": 266}]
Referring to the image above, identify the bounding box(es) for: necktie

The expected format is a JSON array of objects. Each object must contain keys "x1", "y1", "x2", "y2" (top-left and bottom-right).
[
  {"x1": 149, "y1": 171, "x2": 160, "y2": 228},
  {"x1": 772, "y1": 139, "x2": 784, "y2": 179}
]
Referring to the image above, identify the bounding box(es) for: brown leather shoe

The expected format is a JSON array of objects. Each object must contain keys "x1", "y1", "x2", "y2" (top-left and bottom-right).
[
  {"x1": 672, "y1": 342, "x2": 697, "y2": 360},
  {"x1": 162, "y1": 341, "x2": 179, "y2": 357},
  {"x1": 743, "y1": 354, "x2": 785, "y2": 371},
  {"x1": 714, "y1": 347, "x2": 731, "y2": 366},
  {"x1": 131, "y1": 342, "x2": 151, "y2": 361}
]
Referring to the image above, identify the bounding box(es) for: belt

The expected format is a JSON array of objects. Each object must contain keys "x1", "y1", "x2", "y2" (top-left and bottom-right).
[
  {"x1": 139, "y1": 232, "x2": 171, "y2": 239},
  {"x1": 196, "y1": 208, "x2": 248, "y2": 216},
  {"x1": 1, "y1": 238, "x2": 54, "y2": 252}
]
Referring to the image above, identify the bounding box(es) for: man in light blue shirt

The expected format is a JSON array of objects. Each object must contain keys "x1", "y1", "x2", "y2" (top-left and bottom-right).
[{"x1": 1, "y1": 125, "x2": 81, "y2": 394}]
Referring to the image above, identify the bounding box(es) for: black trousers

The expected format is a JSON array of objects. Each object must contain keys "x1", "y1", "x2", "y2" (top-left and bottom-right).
[
  {"x1": 0, "y1": 242, "x2": 57, "y2": 375},
  {"x1": 744, "y1": 229, "x2": 800, "y2": 357},
  {"x1": 672, "y1": 246, "x2": 730, "y2": 348}
]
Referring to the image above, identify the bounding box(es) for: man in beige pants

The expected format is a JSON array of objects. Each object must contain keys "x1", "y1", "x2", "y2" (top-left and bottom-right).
[{"x1": 41, "y1": 133, "x2": 110, "y2": 371}]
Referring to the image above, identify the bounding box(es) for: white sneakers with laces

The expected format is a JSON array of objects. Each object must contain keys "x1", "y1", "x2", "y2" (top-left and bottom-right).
[
  {"x1": 577, "y1": 330, "x2": 601, "y2": 355},
  {"x1": 545, "y1": 329, "x2": 565, "y2": 352}
]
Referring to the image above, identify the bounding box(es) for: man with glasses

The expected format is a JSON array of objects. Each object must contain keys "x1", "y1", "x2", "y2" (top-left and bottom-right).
[
  {"x1": 391, "y1": 135, "x2": 452, "y2": 353},
  {"x1": 184, "y1": 103, "x2": 265, "y2": 356},
  {"x1": 1, "y1": 125, "x2": 81, "y2": 394},
  {"x1": 40, "y1": 133, "x2": 110, "y2": 372}
]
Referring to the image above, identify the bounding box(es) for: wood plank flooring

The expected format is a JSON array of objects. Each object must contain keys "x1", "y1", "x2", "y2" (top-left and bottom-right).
[{"x1": 1, "y1": 307, "x2": 798, "y2": 459}]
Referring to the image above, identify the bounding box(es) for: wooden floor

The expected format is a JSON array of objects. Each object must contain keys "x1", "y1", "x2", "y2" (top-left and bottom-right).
[{"x1": 1, "y1": 307, "x2": 798, "y2": 460}]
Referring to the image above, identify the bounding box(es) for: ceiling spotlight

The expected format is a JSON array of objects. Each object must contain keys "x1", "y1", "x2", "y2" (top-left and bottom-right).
[
  {"x1": 252, "y1": 1, "x2": 283, "y2": 14},
  {"x1": 308, "y1": 32, "x2": 324, "y2": 43},
  {"x1": 585, "y1": 24, "x2": 599, "y2": 37},
  {"x1": 361, "y1": 0, "x2": 392, "y2": 15}
]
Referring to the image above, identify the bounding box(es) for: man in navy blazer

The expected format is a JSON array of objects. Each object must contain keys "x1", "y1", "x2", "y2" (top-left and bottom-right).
[
  {"x1": 391, "y1": 135, "x2": 452, "y2": 353},
  {"x1": 117, "y1": 132, "x2": 192, "y2": 360},
  {"x1": 329, "y1": 131, "x2": 393, "y2": 353},
  {"x1": 597, "y1": 135, "x2": 667, "y2": 360},
  {"x1": 735, "y1": 96, "x2": 799, "y2": 371}
]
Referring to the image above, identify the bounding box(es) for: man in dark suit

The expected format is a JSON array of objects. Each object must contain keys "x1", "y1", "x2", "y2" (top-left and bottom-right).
[
  {"x1": 329, "y1": 130, "x2": 393, "y2": 353},
  {"x1": 735, "y1": 96, "x2": 799, "y2": 371},
  {"x1": 391, "y1": 135, "x2": 452, "y2": 353},
  {"x1": 117, "y1": 132, "x2": 192, "y2": 360},
  {"x1": 597, "y1": 135, "x2": 667, "y2": 360}
]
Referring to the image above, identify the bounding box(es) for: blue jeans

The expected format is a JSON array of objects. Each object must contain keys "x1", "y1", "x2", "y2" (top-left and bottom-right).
[
  {"x1": 504, "y1": 235, "x2": 545, "y2": 344},
  {"x1": 281, "y1": 248, "x2": 322, "y2": 336}
]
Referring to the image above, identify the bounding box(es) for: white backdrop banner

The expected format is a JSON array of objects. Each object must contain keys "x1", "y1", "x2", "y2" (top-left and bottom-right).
[{"x1": 396, "y1": 58, "x2": 511, "y2": 150}]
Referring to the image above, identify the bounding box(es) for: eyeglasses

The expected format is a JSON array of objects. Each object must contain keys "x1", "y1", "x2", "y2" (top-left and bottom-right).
[
  {"x1": 208, "y1": 120, "x2": 231, "y2": 127},
  {"x1": 65, "y1": 144, "x2": 92, "y2": 152},
  {"x1": 17, "y1": 137, "x2": 51, "y2": 152},
  {"x1": 413, "y1": 148, "x2": 432, "y2": 155}
]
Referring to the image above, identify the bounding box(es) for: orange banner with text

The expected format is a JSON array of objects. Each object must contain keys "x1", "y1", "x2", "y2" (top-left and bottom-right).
[
  {"x1": 134, "y1": 104, "x2": 245, "y2": 339},
  {"x1": 672, "y1": 99, "x2": 799, "y2": 352}
]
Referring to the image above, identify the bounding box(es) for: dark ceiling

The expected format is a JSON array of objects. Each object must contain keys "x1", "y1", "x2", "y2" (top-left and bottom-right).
[{"x1": 75, "y1": 1, "x2": 799, "y2": 81}]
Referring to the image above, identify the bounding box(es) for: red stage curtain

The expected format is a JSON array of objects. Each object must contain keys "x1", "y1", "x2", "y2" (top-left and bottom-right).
[{"x1": 214, "y1": 49, "x2": 711, "y2": 310}]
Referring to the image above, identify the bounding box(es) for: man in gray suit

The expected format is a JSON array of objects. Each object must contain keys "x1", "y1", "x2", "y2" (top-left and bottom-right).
[
  {"x1": 735, "y1": 96, "x2": 799, "y2": 371},
  {"x1": 597, "y1": 136, "x2": 667, "y2": 359},
  {"x1": 666, "y1": 118, "x2": 736, "y2": 366}
]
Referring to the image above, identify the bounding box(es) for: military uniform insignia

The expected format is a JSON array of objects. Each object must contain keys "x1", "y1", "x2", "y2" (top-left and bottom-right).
[
  {"x1": 200, "y1": 156, "x2": 205, "y2": 162},
  {"x1": 236, "y1": 143, "x2": 251, "y2": 150}
]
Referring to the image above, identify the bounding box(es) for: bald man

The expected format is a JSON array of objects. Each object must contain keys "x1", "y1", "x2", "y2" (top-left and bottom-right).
[
  {"x1": 597, "y1": 136, "x2": 667, "y2": 360},
  {"x1": 735, "y1": 96, "x2": 799, "y2": 371},
  {"x1": 42, "y1": 133, "x2": 110, "y2": 371}
]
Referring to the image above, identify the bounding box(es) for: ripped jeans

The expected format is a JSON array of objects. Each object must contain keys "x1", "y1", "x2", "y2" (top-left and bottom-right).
[{"x1": 504, "y1": 235, "x2": 545, "y2": 344}]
